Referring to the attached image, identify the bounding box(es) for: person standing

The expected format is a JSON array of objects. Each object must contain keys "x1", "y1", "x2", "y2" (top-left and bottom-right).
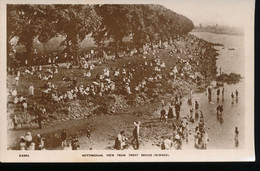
[
  {"x1": 217, "y1": 89, "x2": 220, "y2": 102},
  {"x1": 167, "y1": 104, "x2": 174, "y2": 119},
  {"x1": 160, "y1": 108, "x2": 166, "y2": 122},
  {"x1": 131, "y1": 121, "x2": 141, "y2": 150},
  {"x1": 235, "y1": 127, "x2": 239, "y2": 147},
  {"x1": 235, "y1": 90, "x2": 239, "y2": 99},
  {"x1": 195, "y1": 100, "x2": 199, "y2": 111},
  {"x1": 12, "y1": 115, "x2": 18, "y2": 130},
  {"x1": 86, "y1": 126, "x2": 92, "y2": 142},
  {"x1": 202, "y1": 131, "x2": 209, "y2": 149},
  {"x1": 37, "y1": 111, "x2": 43, "y2": 129},
  {"x1": 35, "y1": 134, "x2": 41, "y2": 150},
  {"x1": 231, "y1": 92, "x2": 235, "y2": 104},
  {"x1": 217, "y1": 89, "x2": 220, "y2": 98},
  {"x1": 189, "y1": 108, "x2": 194, "y2": 123},
  {"x1": 200, "y1": 111, "x2": 204, "y2": 121},
  {"x1": 61, "y1": 129, "x2": 67, "y2": 147},
  {"x1": 216, "y1": 105, "x2": 220, "y2": 120},
  {"x1": 184, "y1": 122, "x2": 189, "y2": 143},
  {"x1": 175, "y1": 103, "x2": 180, "y2": 120},
  {"x1": 208, "y1": 87, "x2": 212, "y2": 102},
  {"x1": 235, "y1": 90, "x2": 239, "y2": 103},
  {"x1": 219, "y1": 105, "x2": 223, "y2": 115}
]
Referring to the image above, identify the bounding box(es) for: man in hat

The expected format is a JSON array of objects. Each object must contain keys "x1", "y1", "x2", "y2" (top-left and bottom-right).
[{"x1": 131, "y1": 121, "x2": 141, "y2": 150}]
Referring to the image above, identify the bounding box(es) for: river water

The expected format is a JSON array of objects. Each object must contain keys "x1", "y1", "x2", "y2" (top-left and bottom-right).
[{"x1": 189, "y1": 32, "x2": 245, "y2": 149}]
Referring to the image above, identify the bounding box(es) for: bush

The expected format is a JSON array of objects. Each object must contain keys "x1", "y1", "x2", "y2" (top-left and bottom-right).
[{"x1": 216, "y1": 73, "x2": 242, "y2": 84}]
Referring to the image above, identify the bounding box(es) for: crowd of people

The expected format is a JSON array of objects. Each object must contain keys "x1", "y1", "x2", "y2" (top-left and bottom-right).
[
  {"x1": 158, "y1": 94, "x2": 209, "y2": 150},
  {"x1": 8, "y1": 34, "x2": 241, "y2": 150}
]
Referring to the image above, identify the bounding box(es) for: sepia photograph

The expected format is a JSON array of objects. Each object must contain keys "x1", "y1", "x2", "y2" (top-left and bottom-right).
[{"x1": 0, "y1": 0, "x2": 255, "y2": 162}]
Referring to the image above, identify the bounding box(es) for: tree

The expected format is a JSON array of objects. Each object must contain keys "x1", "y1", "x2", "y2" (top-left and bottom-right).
[
  {"x1": 53, "y1": 5, "x2": 101, "y2": 65},
  {"x1": 7, "y1": 5, "x2": 57, "y2": 66},
  {"x1": 128, "y1": 5, "x2": 194, "y2": 51},
  {"x1": 94, "y1": 5, "x2": 132, "y2": 58}
]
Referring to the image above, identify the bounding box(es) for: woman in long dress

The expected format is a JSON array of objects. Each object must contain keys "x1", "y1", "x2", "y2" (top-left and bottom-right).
[{"x1": 167, "y1": 105, "x2": 174, "y2": 119}]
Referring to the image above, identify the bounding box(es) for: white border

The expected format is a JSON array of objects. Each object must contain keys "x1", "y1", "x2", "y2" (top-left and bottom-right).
[{"x1": 0, "y1": 0, "x2": 255, "y2": 162}]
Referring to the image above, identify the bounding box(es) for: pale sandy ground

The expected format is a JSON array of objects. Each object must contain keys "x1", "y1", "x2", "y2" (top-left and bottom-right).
[{"x1": 53, "y1": 80, "x2": 244, "y2": 151}]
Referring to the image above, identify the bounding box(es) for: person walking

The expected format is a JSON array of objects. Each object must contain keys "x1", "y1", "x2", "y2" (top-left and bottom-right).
[{"x1": 131, "y1": 121, "x2": 141, "y2": 150}]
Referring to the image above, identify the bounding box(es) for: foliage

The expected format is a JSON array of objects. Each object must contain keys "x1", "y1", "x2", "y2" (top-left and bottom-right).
[
  {"x1": 53, "y1": 5, "x2": 101, "y2": 64},
  {"x1": 7, "y1": 5, "x2": 57, "y2": 65},
  {"x1": 7, "y1": 4, "x2": 194, "y2": 66},
  {"x1": 216, "y1": 73, "x2": 242, "y2": 84}
]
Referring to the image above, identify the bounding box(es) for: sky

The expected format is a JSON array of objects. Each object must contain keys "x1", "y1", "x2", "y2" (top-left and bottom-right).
[{"x1": 158, "y1": 0, "x2": 253, "y2": 28}]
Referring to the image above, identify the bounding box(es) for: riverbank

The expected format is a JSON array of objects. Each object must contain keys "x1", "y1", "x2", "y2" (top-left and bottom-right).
[{"x1": 7, "y1": 33, "x2": 229, "y2": 150}]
